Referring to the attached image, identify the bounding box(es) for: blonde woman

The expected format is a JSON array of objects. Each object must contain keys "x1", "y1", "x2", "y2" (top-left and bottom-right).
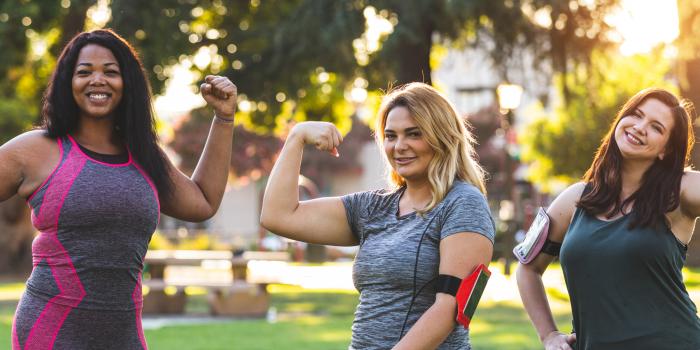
[{"x1": 261, "y1": 82, "x2": 495, "y2": 349}]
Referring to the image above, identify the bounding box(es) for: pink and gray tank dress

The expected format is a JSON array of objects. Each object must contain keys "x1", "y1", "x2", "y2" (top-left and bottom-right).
[{"x1": 12, "y1": 135, "x2": 159, "y2": 350}]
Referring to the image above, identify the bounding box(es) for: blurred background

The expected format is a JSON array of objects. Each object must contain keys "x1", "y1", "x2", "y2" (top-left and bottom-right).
[{"x1": 1, "y1": 0, "x2": 700, "y2": 349}]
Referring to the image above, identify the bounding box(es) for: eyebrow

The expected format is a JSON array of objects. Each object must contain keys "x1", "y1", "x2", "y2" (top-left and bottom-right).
[
  {"x1": 76, "y1": 62, "x2": 119, "y2": 68},
  {"x1": 384, "y1": 126, "x2": 420, "y2": 134},
  {"x1": 653, "y1": 120, "x2": 668, "y2": 131},
  {"x1": 635, "y1": 107, "x2": 667, "y2": 131}
]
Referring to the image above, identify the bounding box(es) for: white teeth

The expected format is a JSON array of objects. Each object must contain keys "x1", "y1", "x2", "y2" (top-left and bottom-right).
[
  {"x1": 88, "y1": 93, "x2": 108, "y2": 100},
  {"x1": 626, "y1": 132, "x2": 642, "y2": 145}
]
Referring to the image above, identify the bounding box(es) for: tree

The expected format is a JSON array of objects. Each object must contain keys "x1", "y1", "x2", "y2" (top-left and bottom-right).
[
  {"x1": 106, "y1": 1, "x2": 626, "y2": 211},
  {"x1": 106, "y1": 1, "x2": 622, "y2": 132},
  {"x1": 0, "y1": 0, "x2": 625, "y2": 264}
]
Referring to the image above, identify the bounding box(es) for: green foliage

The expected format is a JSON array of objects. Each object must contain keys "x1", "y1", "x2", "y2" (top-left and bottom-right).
[
  {"x1": 0, "y1": 0, "x2": 625, "y2": 183},
  {"x1": 109, "y1": 0, "x2": 364, "y2": 132},
  {"x1": 0, "y1": 0, "x2": 93, "y2": 142},
  {"x1": 0, "y1": 0, "x2": 624, "y2": 145},
  {"x1": 521, "y1": 48, "x2": 677, "y2": 190},
  {"x1": 0, "y1": 98, "x2": 35, "y2": 143},
  {"x1": 108, "y1": 0, "x2": 623, "y2": 133}
]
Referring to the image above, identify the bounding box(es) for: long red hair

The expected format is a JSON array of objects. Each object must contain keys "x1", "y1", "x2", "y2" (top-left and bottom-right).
[{"x1": 578, "y1": 88, "x2": 695, "y2": 228}]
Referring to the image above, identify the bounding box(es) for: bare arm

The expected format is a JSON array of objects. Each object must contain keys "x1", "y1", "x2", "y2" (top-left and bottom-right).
[
  {"x1": 260, "y1": 121, "x2": 358, "y2": 246},
  {"x1": 393, "y1": 233, "x2": 493, "y2": 350},
  {"x1": 516, "y1": 182, "x2": 585, "y2": 350},
  {"x1": 0, "y1": 131, "x2": 60, "y2": 202},
  {"x1": 160, "y1": 75, "x2": 236, "y2": 221}
]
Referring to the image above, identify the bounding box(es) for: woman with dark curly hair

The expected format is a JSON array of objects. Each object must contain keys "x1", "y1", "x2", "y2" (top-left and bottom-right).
[
  {"x1": 0, "y1": 29, "x2": 237, "y2": 349},
  {"x1": 517, "y1": 88, "x2": 700, "y2": 350}
]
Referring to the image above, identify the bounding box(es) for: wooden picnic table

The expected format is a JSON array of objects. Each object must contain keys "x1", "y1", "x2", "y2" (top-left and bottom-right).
[{"x1": 142, "y1": 249, "x2": 290, "y2": 316}]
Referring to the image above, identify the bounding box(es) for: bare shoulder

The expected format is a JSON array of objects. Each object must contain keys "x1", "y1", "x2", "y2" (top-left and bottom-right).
[
  {"x1": 8, "y1": 130, "x2": 58, "y2": 162},
  {"x1": 2, "y1": 129, "x2": 54, "y2": 150},
  {"x1": 545, "y1": 182, "x2": 586, "y2": 241},
  {"x1": 1, "y1": 130, "x2": 61, "y2": 199},
  {"x1": 547, "y1": 182, "x2": 586, "y2": 216}
]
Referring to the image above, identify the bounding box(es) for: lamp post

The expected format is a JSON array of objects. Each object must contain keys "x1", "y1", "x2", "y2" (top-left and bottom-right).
[{"x1": 496, "y1": 83, "x2": 522, "y2": 275}]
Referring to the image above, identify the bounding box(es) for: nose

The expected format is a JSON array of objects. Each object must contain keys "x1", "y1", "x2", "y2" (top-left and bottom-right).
[
  {"x1": 89, "y1": 73, "x2": 106, "y2": 86},
  {"x1": 394, "y1": 136, "x2": 409, "y2": 152},
  {"x1": 631, "y1": 122, "x2": 647, "y2": 136}
]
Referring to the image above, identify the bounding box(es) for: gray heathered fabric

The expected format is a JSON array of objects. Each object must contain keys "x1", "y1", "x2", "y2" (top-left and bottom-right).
[
  {"x1": 14, "y1": 136, "x2": 158, "y2": 350},
  {"x1": 342, "y1": 181, "x2": 495, "y2": 350}
]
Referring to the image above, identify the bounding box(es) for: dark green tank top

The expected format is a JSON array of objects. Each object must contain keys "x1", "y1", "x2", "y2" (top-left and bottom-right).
[{"x1": 560, "y1": 207, "x2": 700, "y2": 350}]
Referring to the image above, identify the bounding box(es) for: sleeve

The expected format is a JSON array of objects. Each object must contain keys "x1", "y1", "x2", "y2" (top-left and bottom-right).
[
  {"x1": 440, "y1": 188, "x2": 496, "y2": 243},
  {"x1": 340, "y1": 190, "x2": 375, "y2": 242}
]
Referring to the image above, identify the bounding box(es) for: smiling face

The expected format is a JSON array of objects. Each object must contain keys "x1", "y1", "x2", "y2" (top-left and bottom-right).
[
  {"x1": 383, "y1": 106, "x2": 435, "y2": 183},
  {"x1": 614, "y1": 97, "x2": 675, "y2": 162},
  {"x1": 71, "y1": 44, "x2": 123, "y2": 121}
]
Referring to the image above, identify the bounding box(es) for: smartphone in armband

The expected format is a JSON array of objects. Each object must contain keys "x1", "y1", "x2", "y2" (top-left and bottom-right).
[
  {"x1": 513, "y1": 207, "x2": 561, "y2": 264},
  {"x1": 455, "y1": 264, "x2": 490, "y2": 329}
]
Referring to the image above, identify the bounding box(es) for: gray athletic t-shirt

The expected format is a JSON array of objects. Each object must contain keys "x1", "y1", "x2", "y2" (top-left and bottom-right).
[{"x1": 342, "y1": 181, "x2": 495, "y2": 350}]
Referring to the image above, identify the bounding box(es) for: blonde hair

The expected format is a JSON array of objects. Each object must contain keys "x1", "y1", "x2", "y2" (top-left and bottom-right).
[{"x1": 375, "y1": 83, "x2": 486, "y2": 213}]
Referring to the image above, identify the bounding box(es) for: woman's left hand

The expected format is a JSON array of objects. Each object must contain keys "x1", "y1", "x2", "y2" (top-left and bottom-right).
[{"x1": 200, "y1": 75, "x2": 237, "y2": 120}]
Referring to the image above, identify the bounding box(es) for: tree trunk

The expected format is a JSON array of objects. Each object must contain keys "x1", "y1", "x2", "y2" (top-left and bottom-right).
[
  {"x1": 52, "y1": 0, "x2": 93, "y2": 57},
  {"x1": 677, "y1": 0, "x2": 700, "y2": 266},
  {"x1": 0, "y1": 195, "x2": 35, "y2": 275},
  {"x1": 395, "y1": 26, "x2": 433, "y2": 86},
  {"x1": 390, "y1": 1, "x2": 434, "y2": 86}
]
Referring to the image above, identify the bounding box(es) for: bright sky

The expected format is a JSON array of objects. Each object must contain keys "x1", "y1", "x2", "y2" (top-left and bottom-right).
[{"x1": 607, "y1": 0, "x2": 679, "y2": 55}]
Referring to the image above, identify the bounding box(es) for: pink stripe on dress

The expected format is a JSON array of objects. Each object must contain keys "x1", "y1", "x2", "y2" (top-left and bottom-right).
[
  {"x1": 132, "y1": 272, "x2": 148, "y2": 349},
  {"x1": 12, "y1": 310, "x2": 20, "y2": 349},
  {"x1": 23, "y1": 145, "x2": 87, "y2": 350}
]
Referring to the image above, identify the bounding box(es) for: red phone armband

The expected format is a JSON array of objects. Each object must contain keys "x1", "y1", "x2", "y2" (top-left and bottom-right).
[{"x1": 435, "y1": 264, "x2": 491, "y2": 329}]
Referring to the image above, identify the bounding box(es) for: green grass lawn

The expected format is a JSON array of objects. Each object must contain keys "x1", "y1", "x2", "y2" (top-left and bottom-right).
[
  {"x1": 2, "y1": 266, "x2": 699, "y2": 349},
  {"x1": 144, "y1": 288, "x2": 573, "y2": 350}
]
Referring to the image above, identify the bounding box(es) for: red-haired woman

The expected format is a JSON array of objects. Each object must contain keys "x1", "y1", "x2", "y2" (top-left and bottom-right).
[{"x1": 517, "y1": 88, "x2": 700, "y2": 350}]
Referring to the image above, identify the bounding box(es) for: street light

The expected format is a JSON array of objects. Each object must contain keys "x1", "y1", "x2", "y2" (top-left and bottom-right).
[
  {"x1": 496, "y1": 82, "x2": 522, "y2": 275},
  {"x1": 497, "y1": 83, "x2": 523, "y2": 123}
]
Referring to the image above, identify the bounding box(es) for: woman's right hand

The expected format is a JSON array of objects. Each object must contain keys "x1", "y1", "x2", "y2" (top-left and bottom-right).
[
  {"x1": 543, "y1": 331, "x2": 576, "y2": 350},
  {"x1": 290, "y1": 121, "x2": 343, "y2": 157}
]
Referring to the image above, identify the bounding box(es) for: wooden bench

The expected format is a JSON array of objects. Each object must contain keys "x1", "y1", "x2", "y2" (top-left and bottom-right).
[{"x1": 142, "y1": 250, "x2": 290, "y2": 317}]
